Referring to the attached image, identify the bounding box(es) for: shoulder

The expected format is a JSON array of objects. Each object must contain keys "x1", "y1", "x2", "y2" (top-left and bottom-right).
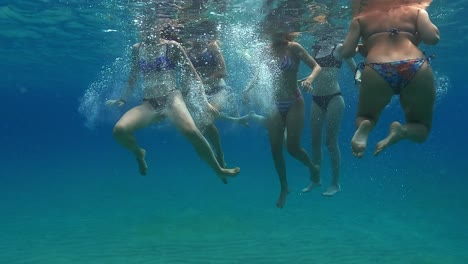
[
  {"x1": 289, "y1": 41, "x2": 302, "y2": 48},
  {"x1": 207, "y1": 41, "x2": 221, "y2": 55},
  {"x1": 334, "y1": 43, "x2": 343, "y2": 51},
  {"x1": 333, "y1": 44, "x2": 343, "y2": 58},
  {"x1": 415, "y1": 7, "x2": 429, "y2": 17},
  {"x1": 207, "y1": 41, "x2": 221, "y2": 52},
  {"x1": 131, "y1": 43, "x2": 141, "y2": 57},
  {"x1": 208, "y1": 41, "x2": 220, "y2": 49},
  {"x1": 166, "y1": 40, "x2": 182, "y2": 48},
  {"x1": 166, "y1": 40, "x2": 186, "y2": 54},
  {"x1": 289, "y1": 41, "x2": 305, "y2": 53}
]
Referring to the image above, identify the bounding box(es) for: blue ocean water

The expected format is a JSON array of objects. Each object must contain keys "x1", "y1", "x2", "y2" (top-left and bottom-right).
[{"x1": 1, "y1": 1, "x2": 467, "y2": 263}]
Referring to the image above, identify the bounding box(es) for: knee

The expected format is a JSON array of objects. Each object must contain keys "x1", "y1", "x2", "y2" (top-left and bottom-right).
[
  {"x1": 416, "y1": 126, "x2": 431, "y2": 143},
  {"x1": 286, "y1": 144, "x2": 301, "y2": 157},
  {"x1": 112, "y1": 123, "x2": 130, "y2": 138}
]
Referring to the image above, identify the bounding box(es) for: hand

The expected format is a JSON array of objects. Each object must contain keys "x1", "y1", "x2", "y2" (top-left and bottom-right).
[
  {"x1": 105, "y1": 99, "x2": 126, "y2": 107},
  {"x1": 354, "y1": 70, "x2": 362, "y2": 85},
  {"x1": 357, "y1": 44, "x2": 368, "y2": 57},
  {"x1": 301, "y1": 78, "x2": 313, "y2": 93}
]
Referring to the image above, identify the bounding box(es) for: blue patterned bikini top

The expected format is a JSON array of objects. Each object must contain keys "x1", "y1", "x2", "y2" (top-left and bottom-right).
[
  {"x1": 138, "y1": 44, "x2": 175, "y2": 74},
  {"x1": 279, "y1": 54, "x2": 298, "y2": 72}
]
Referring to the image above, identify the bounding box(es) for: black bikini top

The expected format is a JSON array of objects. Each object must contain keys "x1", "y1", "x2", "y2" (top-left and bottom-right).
[{"x1": 314, "y1": 45, "x2": 342, "y2": 69}]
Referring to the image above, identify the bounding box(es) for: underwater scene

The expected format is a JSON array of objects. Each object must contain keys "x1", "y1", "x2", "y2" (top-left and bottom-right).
[{"x1": 1, "y1": 0, "x2": 467, "y2": 263}]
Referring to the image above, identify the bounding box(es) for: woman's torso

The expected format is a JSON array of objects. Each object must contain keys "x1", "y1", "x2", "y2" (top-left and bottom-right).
[
  {"x1": 271, "y1": 42, "x2": 301, "y2": 100},
  {"x1": 313, "y1": 45, "x2": 342, "y2": 95},
  {"x1": 137, "y1": 41, "x2": 177, "y2": 99},
  {"x1": 188, "y1": 43, "x2": 225, "y2": 91},
  {"x1": 358, "y1": 6, "x2": 424, "y2": 63}
]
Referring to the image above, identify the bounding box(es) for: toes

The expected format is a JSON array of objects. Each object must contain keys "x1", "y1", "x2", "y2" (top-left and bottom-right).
[
  {"x1": 373, "y1": 149, "x2": 382, "y2": 156},
  {"x1": 352, "y1": 151, "x2": 364, "y2": 158}
]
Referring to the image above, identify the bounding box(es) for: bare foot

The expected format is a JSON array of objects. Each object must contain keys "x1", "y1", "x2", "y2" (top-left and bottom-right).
[
  {"x1": 276, "y1": 189, "x2": 290, "y2": 208},
  {"x1": 136, "y1": 149, "x2": 148, "y2": 176},
  {"x1": 351, "y1": 120, "x2": 373, "y2": 158},
  {"x1": 302, "y1": 164, "x2": 321, "y2": 193},
  {"x1": 374, "y1": 121, "x2": 405, "y2": 156},
  {"x1": 301, "y1": 182, "x2": 321, "y2": 193},
  {"x1": 322, "y1": 185, "x2": 341, "y2": 196},
  {"x1": 217, "y1": 167, "x2": 240, "y2": 184}
]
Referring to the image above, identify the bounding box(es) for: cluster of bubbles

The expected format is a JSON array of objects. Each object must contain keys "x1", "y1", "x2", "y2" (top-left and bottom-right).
[
  {"x1": 434, "y1": 71, "x2": 450, "y2": 104},
  {"x1": 78, "y1": 55, "x2": 135, "y2": 129},
  {"x1": 221, "y1": 21, "x2": 276, "y2": 116},
  {"x1": 183, "y1": 78, "x2": 214, "y2": 129}
]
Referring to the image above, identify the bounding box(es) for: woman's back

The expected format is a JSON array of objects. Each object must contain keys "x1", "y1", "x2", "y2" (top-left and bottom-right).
[{"x1": 358, "y1": 6, "x2": 423, "y2": 62}]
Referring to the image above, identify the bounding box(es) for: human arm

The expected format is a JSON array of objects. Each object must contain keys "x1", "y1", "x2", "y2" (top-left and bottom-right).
[
  {"x1": 345, "y1": 55, "x2": 362, "y2": 87},
  {"x1": 332, "y1": 43, "x2": 362, "y2": 88},
  {"x1": 344, "y1": 57, "x2": 357, "y2": 72},
  {"x1": 106, "y1": 43, "x2": 140, "y2": 107},
  {"x1": 416, "y1": 9, "x2": 440, "y2": 45},
  {"x1": 352, "y1": 0, "x2": 368, "y2": 17},
  {"x1": 203, "y1": 41, "x2": 227, "y2": 83},
  {"x1": 172, "y1": 41, "x2": 220, "y2": 115},
  {"x1": 337, "y1": 44, "x2": 360, "y2": 82},
  {"x1": 341, "y1": 18, "x2": 361, "y2": 58},
  {"x1": 242, "y1": 70, "x2": 260, "y2": 103},
  {"x1": 294, "y1": 42, "x2": 321, "y2": 92},
  {"x1": 356, "y1": 43, "x2": 368, "y2": 57},
  {"x1": 172, "y1": 41, "x2": 204, "y2": 82}
]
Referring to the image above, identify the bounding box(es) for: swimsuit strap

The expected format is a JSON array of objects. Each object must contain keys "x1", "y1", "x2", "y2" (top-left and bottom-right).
[
  {"x1": 386, "y1": 28, "x2": 400, "y2": 36},
  {"x1": 165, "y1": 43, "x2": 171, "y2": 60},
  {"x1": 331, "y1": 44, "x2": 338, "y2": 56},
  {"x1": 423, "y1": 51, "x2": 435, "y2": 65},
  {"x1": 354, "y1": 62, "x2": 365, "y2": 85}
]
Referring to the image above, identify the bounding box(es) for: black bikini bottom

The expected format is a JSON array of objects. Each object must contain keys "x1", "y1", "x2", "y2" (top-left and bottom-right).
[
  {"x1": 143, "y1": 95, "x2": 169, "y2": 111},
  {"x1": 312, "y1": 92, "x2": 342, "y2": 111}
]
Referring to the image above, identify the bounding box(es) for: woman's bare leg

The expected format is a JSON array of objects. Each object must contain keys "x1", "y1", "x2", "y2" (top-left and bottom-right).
[
  {"x1": 112, "y1": 102, "x2": 160, "y2": 175},
  {"x1": 204, "y1": 124, "x2": 226, "y2": 168},
  {"x1": 284, "y1": 100, "x2": 318, "y2": 197},
  {"x1": 352, "y1": 67, "x2": 393, "y2": 157},
  {"x1": 267, "y1": 113, "x2": 288, "y2": 208},
  {"x1": 323, "y1": 95, "x2": 345, "y2": 196},
  {"x1": 204, "y1": 89, "x2": 228, "y2": 168},
  {"x1": 302, "y1": 101, "x2": 324, "y2": 193},
  {"x1": 375, "y1": 63, "x2": 435, "y2": 155},
  {"x1": 166, "y1": 92, "x2": 239, "y2": 183}
]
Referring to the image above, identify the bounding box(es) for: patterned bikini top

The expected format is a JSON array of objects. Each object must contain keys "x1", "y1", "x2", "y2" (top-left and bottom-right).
[
  {"x1": 138, "y1": 44, "x2": 176, "y2": 74},
  {"x1": 314, "y1": 45, "x2": 342, "y2": 69}
]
